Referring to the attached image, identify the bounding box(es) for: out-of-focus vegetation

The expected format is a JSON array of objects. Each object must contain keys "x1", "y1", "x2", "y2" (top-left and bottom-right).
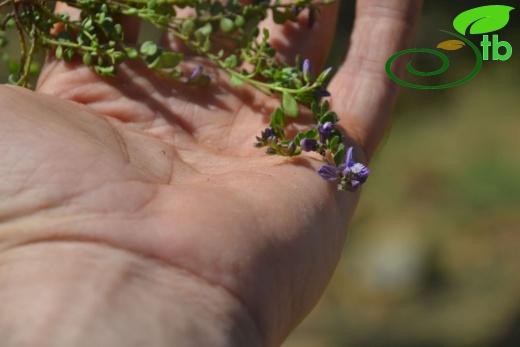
[
  {"x1": 1, "y1": 1, "x2": 519, "y2": 346},
  {"x1": 284, "y1": 1, "x2": 520, "y2": 346}
]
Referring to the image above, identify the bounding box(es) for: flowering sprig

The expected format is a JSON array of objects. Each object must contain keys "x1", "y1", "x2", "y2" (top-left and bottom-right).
[
  {"x1": 317, "y1": 147, "x2": 370, "y2": 192},
  {"x1": 1, "y1": 0, "x2": 370, "y2": 192},
  {"x1": 253, "y1": 82, "x2": 371, "y2": 192}
]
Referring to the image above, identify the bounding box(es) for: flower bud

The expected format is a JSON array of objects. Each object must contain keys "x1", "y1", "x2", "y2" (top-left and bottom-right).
[
  {"x1": 286, "y1": 141, "x2": 296, "y2": 156},
  {"x1": 302, "y1": 59, "x2": 313, "y2": 83},
  {"x1": 268, "y1": 135, "x2": 278, "y2": 149},
  {"x1": 300, "y1": 138, "x2": 318, "y2": 152},
  {"x1": 318, "y1": 122, "x2": 334, "y2": 143}
]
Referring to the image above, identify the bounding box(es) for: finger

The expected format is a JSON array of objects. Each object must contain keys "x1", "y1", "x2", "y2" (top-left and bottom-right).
[
  {"x1": 329, "y1": 0, "x2": 423, "y2": 161},
  {"x1": 261, "y1": 1, "x2": 340, "y2": 70}
]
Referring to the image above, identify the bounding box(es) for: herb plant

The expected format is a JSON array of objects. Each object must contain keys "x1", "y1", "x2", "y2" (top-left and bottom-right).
[{"x1": 0, "y1": 0, "x2": 369, "y2": 191}]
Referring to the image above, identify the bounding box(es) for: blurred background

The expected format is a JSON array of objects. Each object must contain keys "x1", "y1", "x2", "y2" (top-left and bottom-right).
[
  {"x1": 284, "y1": 1, "x2": 520, "y2": 346},
  {"x1": 2, "y1": 1, "x2": 520, "y2": 346}
]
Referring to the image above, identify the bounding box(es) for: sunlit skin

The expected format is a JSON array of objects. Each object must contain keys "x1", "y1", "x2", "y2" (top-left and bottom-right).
[{"x1": 0, "y1": 1, "x2": 422, "y2": 346}]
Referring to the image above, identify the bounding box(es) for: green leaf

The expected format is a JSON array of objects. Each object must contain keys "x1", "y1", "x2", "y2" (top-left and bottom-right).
[
  {"x1": 270, "y1": 108, "x2": 286, "y2": 128},
  {"x1": 94, "y1": 65, "x2": 115, "y2": 76},
  {"x1": 321, "y1": 100, "x2": 329, "y2": 114},
  {"x1": 453, "y1": 5, "x2": 514, "y2": 35},
  {"x1": 82, "y1": 53, "x2": 92, "y2": 66},
  {"x1": 55, "y1": 45, "x2": 63, "y2": 59},
  {"x1": 171, "y1": 69, "x2": 183, "y2": 78},
  {"x1": 311, "y1": 102, "x2": 320, "y2": 120},
  {"x1": 148, "y1": 52, "x2": 183, "y2": 69},
  {"x1": 125, "y1": 47, "x2": 138, "y2": 58},
  {"x1": 196, "y1": 23, "x2": 213, "y2": 37},
  {"x1": 7, "y1": 74, "x2": 18, "y2": 85},
  {"x1": 282, "y1": 92, "x2": 299, "y2": 117},
  {"x1": 294, "y1": 132, "x2": 305, "y2": 146},
  {"x1": 181, "y1": 19, "x2": 195, "y2": 36},
  {"x1": 273, "y1": 9, "x2": 286, "y2": 24},
  {"x1": 230, "y1": 74, "x2": 243, "y2": 86},
  {"x1": 140, "y1": 41, "x2": 158, "y2": 56},
  {"x1": 320, "y1": 111, "x2": 339, "y2": 124},
  {"x1": 304, "y1": 128, "x2": 318, "y2": 139},
  {"x1": 29, "y1": 63, "x2": 41, "y2": 76},
  {"x1": 7, "y1": 60, "x2": 19, "y2": 74},
  {"x1": 224, "y1": 54, "x2": 238, "y2": 69},
  {"x1": 234, "y1": 15, "x2": 245, "y2": 28},
  {"x1": 0, "y1": 32, "x2": 8, "y2": 48},
  {"x1": 316, "y1": 67, "x2": 333, "y2": 84},
  {"x1": 220, "y1": 18, "x2": 235, "y2": 33},
  {"x1": 333, "y1": 144, "x2": 346, "y2": 167},
  {"x1": 329, "y1": 135, "x2": 340, "y2": 150}
]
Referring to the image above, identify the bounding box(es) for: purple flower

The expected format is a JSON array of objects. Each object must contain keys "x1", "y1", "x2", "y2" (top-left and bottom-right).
[
  {"x1": 317, "y1": 165, "x2": 339, "y2": 181},
  {"x1": 318, "y1": 122, "x2": 334, "y2": 143},
  {"x1": 317, "y1": 146, "x2": 370, "y2": 192},
  {"x1": 303, "y1": 59, "x2": 313, "y2": 83},
  {"x1": 262, "y1": 127, "x2": 275, "y2": 140},
  {"x1": 300, "y1": 138, "x2": 318, "y2": 152},
  {"x1": 349, "y1": 180, "x2": 360, "y2": 192},
  {"x1": 340, "y1": 147, "x2": 370, "y2": 180},
  {"x1": 187, "y1": 65, "x2": 211, "y2": 85},
  {"x1": 254, "y1": 127, "x2": 277, "y2": 148},
  {"x1": 188, "y1": 65, "x2": 203, "y2": 82}
]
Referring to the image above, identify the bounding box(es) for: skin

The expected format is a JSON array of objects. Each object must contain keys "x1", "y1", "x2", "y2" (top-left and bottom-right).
[{"x1": 0, "y1": 1, "x2": 422, "y2": 346}]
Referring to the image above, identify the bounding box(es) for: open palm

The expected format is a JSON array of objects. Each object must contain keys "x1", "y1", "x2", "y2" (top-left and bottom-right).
[{"x1": 0, "y1": 1, "x2": 421, "y2": 346}]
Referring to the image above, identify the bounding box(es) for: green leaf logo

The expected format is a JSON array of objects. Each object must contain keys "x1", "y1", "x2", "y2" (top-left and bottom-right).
[{"x1": 453, "y1": 5, "x2": 514, "y2": 35}]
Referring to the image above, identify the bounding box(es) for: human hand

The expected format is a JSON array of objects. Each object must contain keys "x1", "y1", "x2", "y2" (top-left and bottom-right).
[{"x1": 0, "y1": 1, "x2": 422, "y2": 346}]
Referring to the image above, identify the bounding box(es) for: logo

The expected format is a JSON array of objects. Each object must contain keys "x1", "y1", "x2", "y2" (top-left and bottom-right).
[{"x1": 386, "y1": 5, "x2": 514, "y2": 89}]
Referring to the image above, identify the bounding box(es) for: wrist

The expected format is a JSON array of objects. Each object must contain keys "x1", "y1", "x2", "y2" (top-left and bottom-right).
[{"x1": 0, "y1": 241, "x2": 263, "y2": 347}]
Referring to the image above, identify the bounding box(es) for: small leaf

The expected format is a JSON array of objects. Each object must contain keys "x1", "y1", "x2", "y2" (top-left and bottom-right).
[
  {"x1": 196, "y1": 23, "x2": 213, "y2": 37},
  {"x1": 29, "y1": 63, "x2": 41, "y2": 76},
  {"x1": 437, "y1": 39, "x2": 465, "y2": 51},
  {"x1": 7, "y1": 74, "x2": 18, "y2": 85},
  {"x1": 270, "y1": 108, "x2": 286, "y2": 128},
  {"x1": 282, "y1": 92, "x2": 299, "y2": 117},
  {"x1": 125, "y1": 47, "x2": 138, "y2": 58},
  {"x1": 329, "y1": 135, "x2": 340, "y2": 150},
  {"x1": 294, "y1": 132, "x2": 305, "y2": 146},
  {"x1": 7, "y1": 60, "x2": 19, "y2": 74},
  {"x1": 181, "y1": 19, "x2": 195, "y2": 36},
  {"x1": 273, "y1": 9, "x2": 286, "y2": 24},
  {"x1": 230, "y1": 74, "x2": 243, "y2": 86},
  {"x1": 55, "y1": 45, "x2": 63, "y2": 59},
  {"x1": 171, "y1": 69, "x2": 183, "y2": 78},
  {"x1": 453, "y1": 5, "x2": 514, "y2": 35},
  {"x1": 319, "y1": 111, "x2": 339, "y2": 124},
  {"x1": 234, "y1": 15, "x2": 245, "y2": 28},
  {"x1": 304, "y1": 128, "x2": 318, "y2": 139},
  {"x1": 82, "y1": 53, "x2": 92, "y2": 66},
  {"x1": 333, "y1": 144, "x2": 346, "y2": 167},
  {"x1": 220, "y1": 18, "x2": 235, "y2": 33},
  {"x1": 148, "y1": 52, "x2": 183, "y2": 69},
  {"x1": 311, "y1": 102, "x2": 320, "y2": 120},
  {"x1": 140, "y1": 41, "x2": 157, "y2": 56},
  {"x1": 321, "y1": 100, "x2": 329, "y2": 114},
  {"x1": 224, "y1": 55, "x2": 238, "y2": 69}
]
